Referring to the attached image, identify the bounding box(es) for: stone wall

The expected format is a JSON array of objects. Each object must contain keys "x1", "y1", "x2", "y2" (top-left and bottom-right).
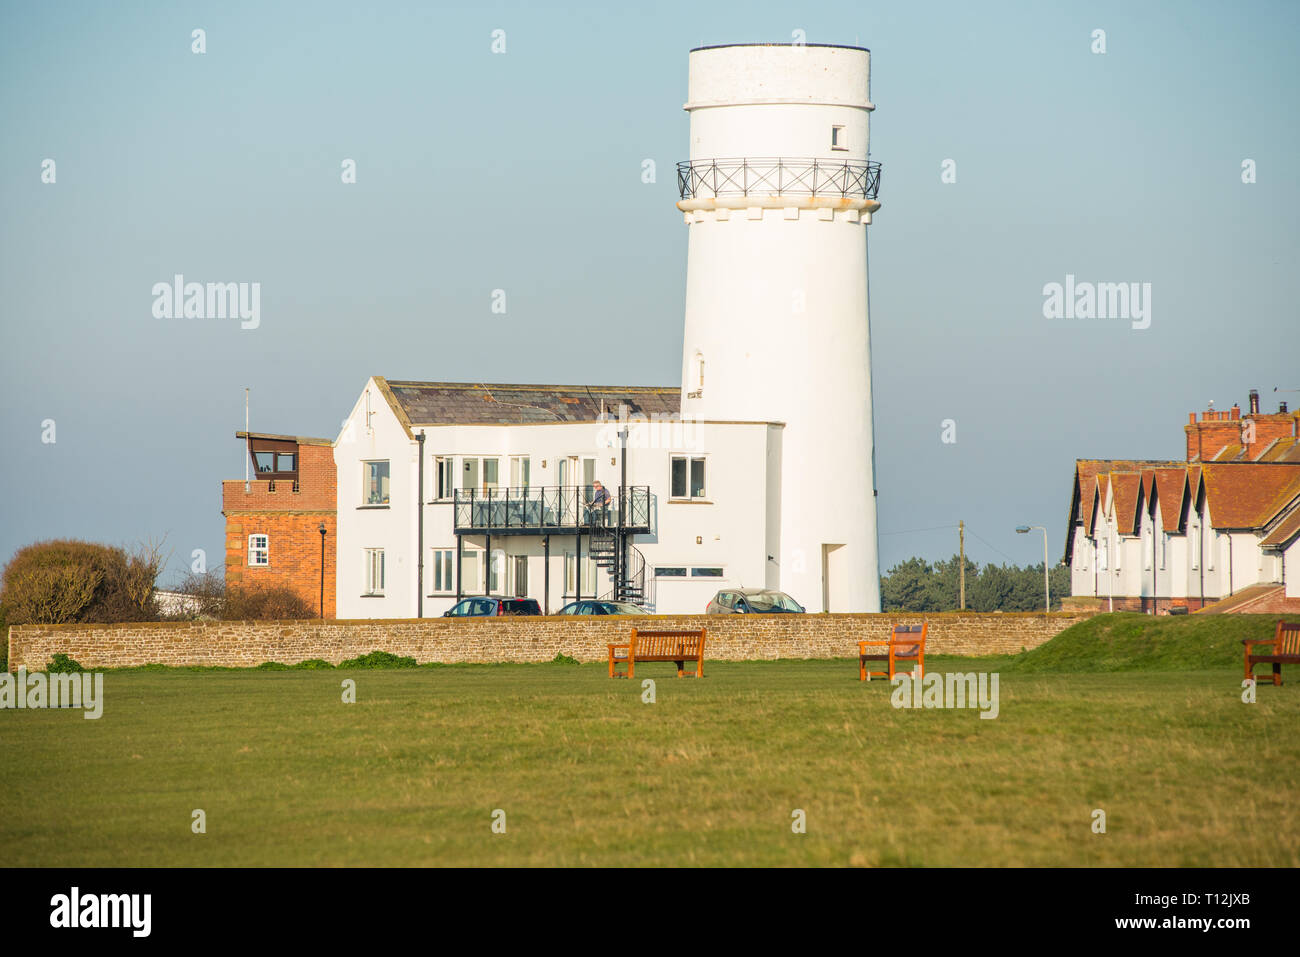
[{"x1": 7, "y1": 613, "x2": 1090, "y2": 671}]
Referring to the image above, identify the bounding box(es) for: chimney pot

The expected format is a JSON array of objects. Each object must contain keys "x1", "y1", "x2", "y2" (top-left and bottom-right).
[
  {"x1": 1282, "y1": 401, "x2": 1290, "y2": 414},
  {"x1": 1188, "y1": 412, "x2": 1196, "y2": 425},
  {"x1": 1249, "y1": 389, "x2": 1260, "y2": 414}
]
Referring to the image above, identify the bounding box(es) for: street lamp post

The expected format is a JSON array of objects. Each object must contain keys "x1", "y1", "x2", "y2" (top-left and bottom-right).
[
  {"x1": 1016, "y1": 525, "x2": 1050, "y2": 613},
  {"x1": 318, "y1": 522, "x2": 327, "y2": 619}
]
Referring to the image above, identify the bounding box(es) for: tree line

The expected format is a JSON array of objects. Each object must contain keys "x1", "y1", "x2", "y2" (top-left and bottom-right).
[{"x1": 880, "y1": 555, "x2": 1070, "y2": 613}]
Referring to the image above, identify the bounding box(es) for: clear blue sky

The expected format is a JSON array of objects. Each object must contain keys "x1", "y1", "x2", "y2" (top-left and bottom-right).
[{"x1": 2, "y1": 0, "x2": 1297, "y2": 582}]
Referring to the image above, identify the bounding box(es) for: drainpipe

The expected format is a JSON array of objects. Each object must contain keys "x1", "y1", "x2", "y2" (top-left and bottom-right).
[{"x1": 417, "y1": 430, "x2": 425, "y2": 618}]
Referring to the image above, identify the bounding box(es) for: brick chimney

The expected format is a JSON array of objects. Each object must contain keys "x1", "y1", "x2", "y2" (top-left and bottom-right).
[
  {"x1": 1241, "y1": 390, "x2": 1297, "y2": 459},
  {"x1": 1185, "y1": 402, "x2": 1245, "y2": 462}
]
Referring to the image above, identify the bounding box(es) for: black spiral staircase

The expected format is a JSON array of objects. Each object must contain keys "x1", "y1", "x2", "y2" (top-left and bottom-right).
[{"x1": 589, "y1": 525, "x2": 647, "y2": 605}]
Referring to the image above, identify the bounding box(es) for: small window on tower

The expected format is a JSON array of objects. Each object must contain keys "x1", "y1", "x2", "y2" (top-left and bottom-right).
[{"x1": 831, "y1": 125, "x2": 847, "y2": 151}]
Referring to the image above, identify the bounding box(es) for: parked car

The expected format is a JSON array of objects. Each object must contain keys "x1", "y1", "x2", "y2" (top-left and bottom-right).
[
  {"x1": 442, "y1": 597, "x2": 541, "y2": 617},
  {"x1": 557, "y1": 600, "x2": 649, "y2": 615},
  {"x1": 706, "y1": 588, "x2": 805, "y2": 614}
]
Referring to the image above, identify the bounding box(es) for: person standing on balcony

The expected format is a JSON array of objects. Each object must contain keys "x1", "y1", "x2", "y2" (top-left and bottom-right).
[{"x1": 588, "y1": 480, "x2": 612, "y2": 526}]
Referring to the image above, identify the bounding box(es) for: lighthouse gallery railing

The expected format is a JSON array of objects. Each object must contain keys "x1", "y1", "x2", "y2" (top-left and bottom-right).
[{"x1": 677, "y1": 157, "x2": 881, "y2": 201}]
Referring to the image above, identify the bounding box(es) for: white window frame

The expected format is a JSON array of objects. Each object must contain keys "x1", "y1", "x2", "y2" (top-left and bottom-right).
[
  {"x1": 461, "y1": 550, "x2": 481, "y2": 594},
  {"x1": 489, "y1": 549, "x2": 505, "y2": 595},
  {"x1": 830, "y1": 125, "x2": 847, "y2": 151},
  {"x1": 564, "y1": 551, "x2": 599, "y2": 597},
  {"x1": 363, "y1": 460, "x2": 390, "y2": 505},
  {"x1": 434, "y1": 456, "x2": 454, "y2": 501},
  {"x1": 364, "y1": 548, "x2": 385, "y2": 596},
  {"x1": 671, "y1": 455, "x2": 707, "y2": 500},
  {"x1": 432, "y1": 548, "x2": 455, "y2": 593},
  {"x1": 248, "y1": 534, "x2": 269, "y2": 567},
  {"x1": 509, "y1": 455, "x2": 531, "y2": 490}
]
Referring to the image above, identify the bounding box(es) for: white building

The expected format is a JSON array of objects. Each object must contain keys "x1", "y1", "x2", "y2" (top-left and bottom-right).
[
  {"x1": 334, "y1": 379, "x2": 786, "y2": 617},
  {"x1": 333, "y1": 43, "x2": 885, "y2": 618},
  {"x1": 1064, "y1": 395, "x2": 1300, "y2": 613}
]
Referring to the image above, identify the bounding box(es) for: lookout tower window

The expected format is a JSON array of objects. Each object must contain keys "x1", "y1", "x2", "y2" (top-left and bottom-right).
[{"x1": 831, "y1": 126, "x2": 847, "y2": 151}]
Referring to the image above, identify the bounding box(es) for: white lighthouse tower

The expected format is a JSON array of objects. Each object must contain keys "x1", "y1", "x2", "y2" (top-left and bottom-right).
[{"x1": 677, "y1": 43, "x2": 882, "y2": 612}]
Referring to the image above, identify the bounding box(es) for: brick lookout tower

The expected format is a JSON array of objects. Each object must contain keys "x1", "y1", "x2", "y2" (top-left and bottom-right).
[{"x1": 676, "y1": 43, "x2": 883, "y2": 612}]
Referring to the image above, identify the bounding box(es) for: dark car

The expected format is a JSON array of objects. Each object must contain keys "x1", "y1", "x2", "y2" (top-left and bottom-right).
[
  {"x1": 443, "y1": 597, "x2": 541, "y2": 617},
  {"x1": 557, "y1": 600, "x2": 649, "y2": 615},
  {"x1": 706, "y1": 588, "x2": 805, "y2": 614}
]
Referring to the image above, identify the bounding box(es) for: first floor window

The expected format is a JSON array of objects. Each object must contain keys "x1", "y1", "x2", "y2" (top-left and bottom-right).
[
  {"x1": 432, "y1": 549, "x2": 455, "y2": 592},
  {"x1": 691, "y1": 567, "x2": 724, "y2": 577},
  {"x1": 671, "y1": 456, "x2": 706, "y2": 499},
  {"x1": 248, "y1": 534, "x2": 269, "y2": 566},
  {"x1": 510, "y1": 455, "x2": 531, "y2": 490},
  {"x1": 654, "y1": 566, "x2": 687, "y2": 578},
  {"x1": 364, "y1": 548, "x2": 385, "y2": 595},
  {"x1": 364, "y1": 461, "x2": 390, "y2": 505},
  {"x1": 435, "y1": 457, "x2": 454, "y2": 500},
  {"x1": 1190, "y1": 525, "x2": 1200, "y2": 570}
]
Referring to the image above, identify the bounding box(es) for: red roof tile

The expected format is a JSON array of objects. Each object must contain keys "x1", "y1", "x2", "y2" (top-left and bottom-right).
[
  {"x1": 1260, "y1": 508, "x2": 1300, "y2": 548},
  {"x1": 1110, "y1": 472, "x2": 1142, "y2": 534},
  {"x1": 1201, "y1": 464, "x2": 1300, "y2": 529}
]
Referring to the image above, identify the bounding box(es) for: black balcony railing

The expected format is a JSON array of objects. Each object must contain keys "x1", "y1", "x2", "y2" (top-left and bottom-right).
[
  {"x1": 677, "y1": 157, "x2": 881, "y2": 201},
  {"x1": 453, "y1": 485, "x2": 652, "y2": 534}
]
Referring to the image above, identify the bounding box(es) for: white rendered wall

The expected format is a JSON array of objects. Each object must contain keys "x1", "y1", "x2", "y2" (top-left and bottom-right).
[
  {"x1": 1286, "y1": 539, "x2": 1300, "y2": 598},
  {"x1": 678, "y1": 44, "x2": 881, "y2": 612},
  {"x1": 334, "y1": 383, "x2": 781, "y2": 618}
]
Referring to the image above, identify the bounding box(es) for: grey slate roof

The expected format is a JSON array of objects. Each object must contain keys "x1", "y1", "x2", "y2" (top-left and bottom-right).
[{"x1": 384, "y1": 380, "x2": 682, "y2": 426}]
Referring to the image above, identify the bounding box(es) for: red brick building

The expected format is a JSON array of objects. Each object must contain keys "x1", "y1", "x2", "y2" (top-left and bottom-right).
[{"x1": 221, "y1": 432, "x2": 337, "y2": 617}]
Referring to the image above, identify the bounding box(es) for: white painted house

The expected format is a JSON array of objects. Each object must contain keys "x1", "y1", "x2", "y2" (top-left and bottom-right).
[
  {"x1": 1064, "y1": 394, "x2": 1300, "y2": 613},
  {"x1": 332, "y1": 43, "x2": 886, "y2": 618}
]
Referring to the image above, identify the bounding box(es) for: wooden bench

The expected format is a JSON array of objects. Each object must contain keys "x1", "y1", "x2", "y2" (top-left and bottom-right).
[
  {"x1": 608, "y1": 628, "x2": 705, "y2": 679},
  {"x1": 1243, "y1": 621, "x2": 1300, "y2": 687},
  {"x1": 859, "y1": 623, "x2": 927, "y2": 681}
]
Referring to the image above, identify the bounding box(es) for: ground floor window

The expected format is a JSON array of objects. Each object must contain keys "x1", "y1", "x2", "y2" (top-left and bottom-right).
[
  {"x1": 248, "y1": 534, "x2": 269, "y2": 567},
  {"x1": 364, "y1": 548, "x2": 385, "y2": 596},
  {"x1": 565, "y1": 552, "x2": 598, "y2": 596},
  {"x1": 432, "y1": 548, "x2": 455, "y2": 592},
  {"x1": 461, "y1": 551, "x2": 481, "y2": 594},
  {"x1": 489, "y1": 549, "x2": 505, "y2": 594},
  {"x1": 691, "y1": 567, "x2": 724, "y2": 578}
]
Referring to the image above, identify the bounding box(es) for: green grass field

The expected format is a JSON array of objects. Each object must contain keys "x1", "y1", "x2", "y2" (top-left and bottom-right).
[{"x1": 2, "y1": 614, "x2": 1298, "y2": 866}]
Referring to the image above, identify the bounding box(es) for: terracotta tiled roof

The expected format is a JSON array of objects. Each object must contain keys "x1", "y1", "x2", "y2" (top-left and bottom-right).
[
  {"x1": 1152, "y1": 467, "x2": 1187, "y2": 531},
  {"x1": 1260, "y1": 507, "x2": 1300, "y2": 548},
  {"x1": 1201, "y1": 463, "x2": 1300, "y2": 529},
  {"x1": 1110, "y1": 472, "x2": 1142, "y2": 534},
  {"x1": 1212, "y1": 444, "x2": 1244, "y2": 461},
  {"x1": 1258, "y1": 439, "x2": 1300, "y2": 463},
  {"x1": 1071, "y1": 459, "x2": 1181, "y2": 533}
]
